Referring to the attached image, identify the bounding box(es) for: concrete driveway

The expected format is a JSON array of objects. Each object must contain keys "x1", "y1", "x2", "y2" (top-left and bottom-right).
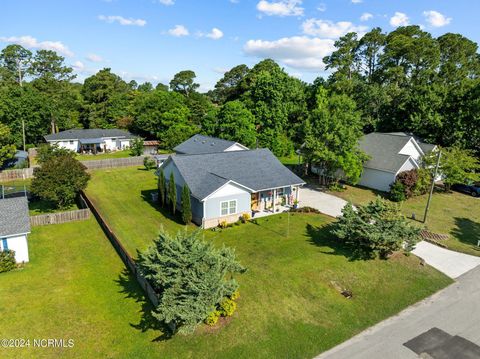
[
  {"x1": 412, "y1": 241, "x2": 480, "y2": 279},
  {"x1": 299, "y1": 186, "x2": 348, "y2": 217},
  {"x1": 317, "y1": 265, "x2": 480, "y2": 359}
]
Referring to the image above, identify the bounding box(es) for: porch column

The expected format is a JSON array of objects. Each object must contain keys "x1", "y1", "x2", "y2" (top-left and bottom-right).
[
  {"x1": 273, "y1": 189, "x2": 276, "y2": 213},
  {"x1": 295, "y1": 186, "x2": 300, "y2": 203}
]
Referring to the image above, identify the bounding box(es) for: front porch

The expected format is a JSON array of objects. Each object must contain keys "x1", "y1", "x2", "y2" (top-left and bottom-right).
[{"x1": 251, "y1": 185, "x2": 300, "y2": 218}]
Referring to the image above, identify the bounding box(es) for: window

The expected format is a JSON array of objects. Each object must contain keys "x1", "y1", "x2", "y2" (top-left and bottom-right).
[
  {"x1": 220, "y1": 200, "x2": 237, "y2": 216},
  {"x1": 1, "y1": 238, "x2": 8, "y2": 251},
  {"x1": 69, "y1": 140, "x2": 74, "y2": 144},
  {"x1": 277, "y1": 188, "x2": 284, "y2": 196}
]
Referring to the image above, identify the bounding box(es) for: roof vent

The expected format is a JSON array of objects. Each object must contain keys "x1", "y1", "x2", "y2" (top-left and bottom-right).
[
  {"x1": 202, "y1": 140, "x2": 206, "y2": 144},
  {"x1": 211, "y1": 142, "x2": 215, "y2": 146}
]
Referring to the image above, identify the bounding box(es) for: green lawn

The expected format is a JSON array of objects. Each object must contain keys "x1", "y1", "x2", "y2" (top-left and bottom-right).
[
  {"x1": 329, "y1": 185, "x2": 480, "y2": 256},
  {"x1": 75, "y1": 150, "x2": 132, "y2": 161},
  {"x1": 82, "y1": 166, "x2": 451, "y2": 358}
]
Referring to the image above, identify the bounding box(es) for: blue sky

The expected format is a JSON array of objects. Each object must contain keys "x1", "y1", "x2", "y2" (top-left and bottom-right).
[{"x1": 1, "y1": 0, "x2": 479, "y2": 91}]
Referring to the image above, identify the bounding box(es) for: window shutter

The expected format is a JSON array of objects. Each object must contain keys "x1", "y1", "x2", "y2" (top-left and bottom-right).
[{"x1": 1, "y1": 239, "x2": 8, "y2": 251}]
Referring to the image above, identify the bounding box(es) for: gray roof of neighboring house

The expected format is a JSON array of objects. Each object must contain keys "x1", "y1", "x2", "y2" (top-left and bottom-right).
[
  {"x1": 167, "y1": 149, "x2": 305, "y2": 199},
  {"x1": 0, "y1": 197, "x2": 31, "y2": 237},
  {"x1": 173, "y1": 134, "x2": 247, "y2": 155},
  {"x1": 44, "y1": 129, "x2": 135, "y2": 141},
  {"x1": 359, "y1": 132, "x2": 436, "y2": 173}
]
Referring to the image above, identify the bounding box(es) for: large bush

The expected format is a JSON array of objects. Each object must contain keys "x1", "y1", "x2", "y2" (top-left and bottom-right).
[
  {"x1": 137, "y1": 230, "x2": 246, "y2": 334},
  {"x1": 390, "y1": 181, "x2": 407, "y2": 202},
  {"x1": 0, "y1": 250, "x2": 16, "y2": 273},
  {"x1": 32, "y1": 153, "x2": 90, "y2": 209},
  {"x1": 396, "y1": 169, "x2": 418, "y2": 198},
  {"x1": 332, "y1": 198, "x2": 420, "y2": 259}
]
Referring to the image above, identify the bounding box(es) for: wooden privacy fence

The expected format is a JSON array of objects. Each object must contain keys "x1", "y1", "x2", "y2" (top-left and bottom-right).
[
  {"x1": 79, "y1": 191, "x2": 159, "y2": 307},
  {"x1": 0, "y1": 167, "x2": 35, "y2": 181},
  {"x1": 81, "y1": 156, "x2": 146, "y2": 170},
  {"x1": 30, "y1": 208, "x2": 91, "y2": 226}
]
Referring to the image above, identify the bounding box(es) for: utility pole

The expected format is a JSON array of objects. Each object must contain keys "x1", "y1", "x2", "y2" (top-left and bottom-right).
[
  {"x1": 22, "y1": 119, "x2": 26, "y2": 151},
  {"x1": 423, "y1": 150, "x2": 442, "y2": 224}
]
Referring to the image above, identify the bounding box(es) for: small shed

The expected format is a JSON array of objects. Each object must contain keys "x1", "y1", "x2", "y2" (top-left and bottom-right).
[{"x1": 0, "y1": 197, "x2": 31, "y2": 263}]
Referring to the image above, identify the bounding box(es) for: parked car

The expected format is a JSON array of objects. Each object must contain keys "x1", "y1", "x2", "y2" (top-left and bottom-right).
[{"x1": 452, "y1": 183, "x2": 480, "y2": 197}]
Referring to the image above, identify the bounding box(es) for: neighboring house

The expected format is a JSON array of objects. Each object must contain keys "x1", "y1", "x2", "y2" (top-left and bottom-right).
[
  {"x1": 44, "y1": 129, "x2": 136, "y2": 154},
  {"x1": 358, "y1": 132, "x2": 437, "y2": 192},
  {"x1": 160, "y1": 136, "x2": 305, "y2": 228},
  {"x1": 0, "y1": 197, "x2": 30, "y2": 263},
  {"x1": 173, "y1": 134, "x2": 249, "y2": 155},
  {"x1": 1, "y1": 150, "x2": 28, "y2": 170}
]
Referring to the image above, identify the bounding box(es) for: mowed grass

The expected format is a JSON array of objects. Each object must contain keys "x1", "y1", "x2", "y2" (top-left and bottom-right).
[
  {"x1": 75, "y1": 150, "x2": 132, "y2": 161},
  {"x1": 329, "y1": 185, "x2": 480, "y2": 256},
  {"x1": 81, "y1": 166, "x2": 452, "y2": 358},
  {"x1": 0, "y1": 219, "x2": 161, "y2": 358}
]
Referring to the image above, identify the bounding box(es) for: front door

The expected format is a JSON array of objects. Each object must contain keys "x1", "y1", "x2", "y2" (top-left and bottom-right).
[{"x1": 251, "y1": 193, "x2": 259, "y2": 211}]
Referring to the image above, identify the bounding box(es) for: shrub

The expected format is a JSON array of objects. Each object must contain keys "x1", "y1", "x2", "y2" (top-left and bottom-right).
[
  {"x1": 332, "y1": 198, "x2": 421, "y2": 260},
  {"x1": 219, "y1": 220, "x2": 228, "y2": 229},
  {"x1": 143, "y1": 156, "x2": 156, "y2": 170},
  {"x1": 181, "y1": 184, "x2": 192, "y2": 224},
  {"x1": 31, "y1": 154, "x2": 90, "y2": 209},
  {"x1": 230, "y1": 290, "x2": 240, "y2": 300},
  {"x1": 137, "y1": 230, "x2": 245, "y2": 334},
  {"x1": 240, "y1": 213, "x2": 250, "y2": 223},
  {"x1": 0, "y1": 250, "x2": 16, "y2": 273},
  {"x1": 219, "y1": 297, "x2": 237, "y2": 317},
  {"x1": 290, "y1": 206, "x2": 321, "y2": 214},
  {"x1": 204, "y1": 310, "x2": 221, "y2": 326},
  {"x1": 413, "y1": 168, "x2": 431, "y2": 196},
  {"x1": 390, "y1": 181, "x2": 406, "y2": 202},
  {"x1": 396, "y1": 169, "x2": 418, "y2": 198},
  {"x1": 168, "y1": 172, "x2": 177, "y2": 214},
  {"x1": 130, "y1": 137, "x2": 144, "y2": 156},
  {"x1": 158, "y1": 170, "x2": 166, "y2": 207}
]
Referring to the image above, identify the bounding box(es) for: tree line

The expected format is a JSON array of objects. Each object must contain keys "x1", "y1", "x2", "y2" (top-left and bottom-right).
[{"x1": 0, "y1": 25, "x2": 478, "y2": 169}]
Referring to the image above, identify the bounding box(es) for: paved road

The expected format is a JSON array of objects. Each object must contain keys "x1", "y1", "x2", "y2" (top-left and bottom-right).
[
  {"x1": 413, "y1": 241, "x2": 480, "y2": 278},
  {"x1": 316, "y1": 266, "x2": 480, "y2": 359},
  {"x1": 299, "y1": 186, "x2": 348, "y2": 217}
]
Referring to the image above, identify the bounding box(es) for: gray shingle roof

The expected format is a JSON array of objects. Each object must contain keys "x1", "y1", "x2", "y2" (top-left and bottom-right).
[
  {"x1": 173, "y1": 134, "x2": 247, "y2": 155},
  {"x1": 168, "y1": 149, "x2": 305, "y2": 199},
  {"x1": 0, "y1": 197, "x2": 31, "y2": 237},
  {"x1": 44, "y1": 129, "x2": 135, "y2": 141},
  {"x1": 359, "y1": 132, "x2": 435, "y2": 173}
]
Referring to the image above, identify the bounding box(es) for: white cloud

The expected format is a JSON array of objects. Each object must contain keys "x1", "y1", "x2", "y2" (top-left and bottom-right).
[
  {"x1": 206, "y1": 28, "x2": 224, "y2": 40},
  {"x1": 157, "y1": 0, "x2": 174, "y2": 5},
  {"x1": 98, "y1": 15, "x2": 146, "y2": 27},
  {"x1": 0, "y1": 35, "x2": 74, "y2": 57},
  {"x1": 86, "y1": 53, "x2": 103, "y2": 62},
  {"x1": 360, "y1": 12, "x2": 373, "y2": 21},
  {"x1": 256, "y1": 0, "x2": 304, "y2": 17},
  {"x1": 302, "y1": 19, "x2": 367, "y2": 38},
  {"x1": 389, "y1": 12, "x2": 409, "y2": 27},
  {"x1": 167, "y1": 25, "x2": 189, "y2": 37},
  {"x1": 423, "y1": 10, "x2": 451, "y2": 27},
  {"x1": 244, "y1": 36, "x2": 335, "y2": 71},
  {"x1": 72, "y1": 61, "x2": 85, "y2": 71},
  {"x1": 351, "y1": 0, "x2": 362, "y2": 3}
]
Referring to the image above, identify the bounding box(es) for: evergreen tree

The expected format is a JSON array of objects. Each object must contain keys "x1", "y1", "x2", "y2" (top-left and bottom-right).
[
  {"x1": 158, "y1": 170, "x2": 166, "y2": 207},
  {"x1": 169, "y1": 172, "x2": 177, "y2": 214},
  {"x1": 137, "y1": 230, "x2": 246, "y2": 334},
  {"x1": 181, "y1": 184, "x2": 192, "y2": 224}
]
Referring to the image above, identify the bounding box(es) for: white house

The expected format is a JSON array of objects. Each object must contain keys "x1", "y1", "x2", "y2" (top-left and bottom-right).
[
  {"x1": 358, "y1": 132, "x2": 437, "y2": 192},
  {"x1": 0, "y1": 197, "x2": 31, "y2": 263},
  {"x1": 44, "y1": 129, "x2": 136, "y2": 154},
  {"x1": 159, "y1": 135, "x2": 305, "y2": 228}
]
